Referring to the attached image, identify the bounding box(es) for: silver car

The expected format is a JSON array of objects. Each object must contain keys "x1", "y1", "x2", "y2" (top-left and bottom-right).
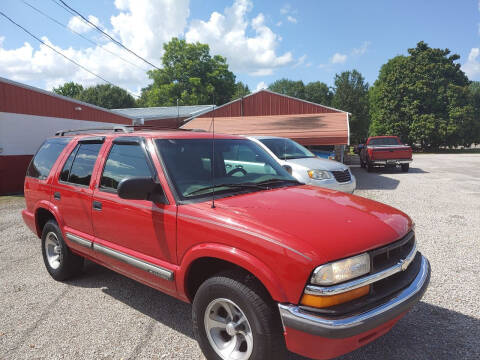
[{"x1": 248, "y1": 136, "x2": 356, "y2": 193}]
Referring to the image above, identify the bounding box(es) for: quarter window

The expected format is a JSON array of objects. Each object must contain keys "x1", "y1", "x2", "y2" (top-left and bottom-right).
[
  {"x1": 100, "y1": 143, "x2": 152, "y2": 190},
  {"x1": 60, "y1": 142, "x2": 102, "y2": 186},
  {"x1": 26, "y1": 138, "x2": 71, "y2": 180}
]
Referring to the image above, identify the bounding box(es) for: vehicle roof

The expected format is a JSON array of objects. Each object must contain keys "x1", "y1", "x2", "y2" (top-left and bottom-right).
[
  {"x1": 52, "y1": 130, "x2": 245, "y2": 141},
  {"x1": 368, "y1": 135, "x2": 399, "y2": 139},
  {"x1": 248, "y1": 135, "x2": 287, "y2": 140}
]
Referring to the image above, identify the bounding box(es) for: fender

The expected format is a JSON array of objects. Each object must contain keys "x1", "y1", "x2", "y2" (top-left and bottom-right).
[
  {"x1": 33, "y1": 200, "x2": 63, "y2": 237},
  {"x1": 177, "y1": 243, "x2": 289, "y2": 303}
]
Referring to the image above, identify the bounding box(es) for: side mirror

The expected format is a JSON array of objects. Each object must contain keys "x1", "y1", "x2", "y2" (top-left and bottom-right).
[
  {"x1": 282, "y1": 164, "x2": 293, "y2": 175},
  {"x1": 118, "y1": 177, "x2": 167, "y2": 203}
]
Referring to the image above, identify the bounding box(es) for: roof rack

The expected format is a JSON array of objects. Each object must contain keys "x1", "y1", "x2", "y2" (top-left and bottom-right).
[{"x1": 55, "y1": 126, "x2": 132, "y2": 136}]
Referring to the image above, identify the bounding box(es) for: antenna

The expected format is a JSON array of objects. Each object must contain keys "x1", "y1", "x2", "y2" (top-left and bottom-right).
[{"x1": 211, "y1": 95, "x2": 216, "y2": 209}]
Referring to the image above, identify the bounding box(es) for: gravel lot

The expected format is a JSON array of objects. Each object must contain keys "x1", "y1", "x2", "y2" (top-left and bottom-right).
[{"x1": 1, "y1": 153, "x2": 479, "y2": 360}]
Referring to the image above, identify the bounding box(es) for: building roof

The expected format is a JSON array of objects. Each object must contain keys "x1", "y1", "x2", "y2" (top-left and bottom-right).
[{"x1": 112, "y1": 105, "x2": 214, "y2": 121}]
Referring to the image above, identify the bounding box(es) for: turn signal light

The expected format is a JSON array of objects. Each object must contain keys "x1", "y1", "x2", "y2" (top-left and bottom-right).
[{"x1": 300, "y1": 285, "x2": 370, "y2": 308}]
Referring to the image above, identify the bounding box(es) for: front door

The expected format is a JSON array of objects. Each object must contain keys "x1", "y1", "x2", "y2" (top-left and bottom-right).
[{"x1": 91, "y1": 137, "x2": 176, "y2": 293}]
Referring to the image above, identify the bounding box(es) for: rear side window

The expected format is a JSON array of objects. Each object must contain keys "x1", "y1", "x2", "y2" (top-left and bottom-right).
[
  {"x1": 60, "y1": 142, "x2": 103, "y2": 186},
  {"x1": 100, "y1": 143, "x2": 153, "y2": 191},
  {"x1": 26, "y1": 138, "x2": 71, "y2": 180}
]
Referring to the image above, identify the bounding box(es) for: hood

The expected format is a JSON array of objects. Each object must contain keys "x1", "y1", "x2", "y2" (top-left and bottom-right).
[
  {"x1": 188, "y1": 185, "x2": 412, "y2": 264},
  {"x1": 283, "y1": 157, "x2": 348, "y2": 172}
]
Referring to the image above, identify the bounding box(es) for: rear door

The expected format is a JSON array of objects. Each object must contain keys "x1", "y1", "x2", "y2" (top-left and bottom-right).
[
  {"x1": 91, "y1": 137, "x2": 177, "y2": 294},
  {"x1": 52, "y1": 137, "x2": 104, "y2": 242}
]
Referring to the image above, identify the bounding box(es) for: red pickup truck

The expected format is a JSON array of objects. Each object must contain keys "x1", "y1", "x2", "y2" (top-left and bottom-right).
[
  {"x1": 22, "y1": 128, "x2": 430, "y2": 360},
  {"x1": 359, "y1": 136, "x2": 413, "y2": 172}
]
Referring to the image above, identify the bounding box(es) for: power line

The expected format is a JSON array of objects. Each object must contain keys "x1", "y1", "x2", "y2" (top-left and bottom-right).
[
  {"x1": 21, "y1": 0, "x2": 148, "y2": 72},
  {"x1": 0, "y1": 10, "x2": 140, "y2": 98},
  {"x1": 54, "y1": 0, "x2": 161, "y2": 70}
]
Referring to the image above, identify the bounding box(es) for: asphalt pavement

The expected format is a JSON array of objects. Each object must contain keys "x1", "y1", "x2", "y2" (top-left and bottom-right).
[{"x1": 0, "y1": 153, "x2": 479, "y2": 360}]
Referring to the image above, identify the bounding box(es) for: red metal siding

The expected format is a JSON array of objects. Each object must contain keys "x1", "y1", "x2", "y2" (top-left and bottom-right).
[
  {"x1": 199, "y1": 90, "x2": 341, "y2": 118},
  {"x1": 0, "y1": 81, "x2": 131, "y2": 124},
  {"x1": 0, "y1": 155, "x2": 32, "y2": 194}
]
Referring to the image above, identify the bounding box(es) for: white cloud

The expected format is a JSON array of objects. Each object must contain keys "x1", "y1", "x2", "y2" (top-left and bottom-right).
[
  {"x1": 280, "y1": 4, "x2": 290, "y2": 15},
  {"x1": 352, "y1": 41, "x2": 371, "y2": 56},
  {"x1": 462, "y1": 48, "x2": 480, "y2": 79},
  {"x1": 0, "y1": 0, "x2": 295, "y2": 93},
  {"x1": 186, "y1": 0, "x2": 293, "y2": 76},
  {"x1": 67, "y1": 15, "x2": 101, "y2": 34},
  {"x1": 293, "y1": 54, "x2": 307, "y2": 68},
  {"x1": 286, "y1": 15, "x2": 297, "y2": 24},
  {"x1": 276, "y1": 21, "x2": 282, "y2": 26},
  {"x1": 330, "y1": 53, "x2": 347, "y2": 64},
  {"x1": 255, "y1": 81, "x2": 267, "y2": 91}
]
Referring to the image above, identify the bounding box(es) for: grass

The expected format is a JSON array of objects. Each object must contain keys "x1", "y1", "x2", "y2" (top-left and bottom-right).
[
  {"x1": 415, "y1": 148, "x2": 480, "y2": 154},
  {"x1": 0, "y1": 194, "x2": 24, "y2": 203}
]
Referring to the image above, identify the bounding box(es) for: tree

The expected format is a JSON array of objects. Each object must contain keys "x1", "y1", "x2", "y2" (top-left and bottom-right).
[
  {"x1": 304, "y1": 81, "x2": 333, "y2": 106},
  {"x1": 369, "y1": 41, "x2": 475, "y2": 149},
  {"x1": 52, "y1": 82, "x2": 84, "y2": 98},
  {"x1": 139, "y1": 38, "x2": 236, "y2": 106},
  {"x1": 231, "y1": 81, "x2": 251, "y2": 101},
  {"x1": 332, "y1": 70, "x2": 370, "y2": 144},
  {"x1": 77, "y1": 84, "x2": 136, "y2": 109},
  {"x1": 468, "y1": 81, "x2": 480, "y2": 145},
  {"x1": 268, "y1": 79, "x2": 305, "y2": 99}
]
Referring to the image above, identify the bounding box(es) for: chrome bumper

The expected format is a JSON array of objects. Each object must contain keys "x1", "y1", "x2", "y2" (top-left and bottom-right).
[
  {"x1": 278, "y1": 255, "x2": 430, "y2": 339},
  {"x1": 372, "y1": 159, "x2": 412, "y2": 165}
]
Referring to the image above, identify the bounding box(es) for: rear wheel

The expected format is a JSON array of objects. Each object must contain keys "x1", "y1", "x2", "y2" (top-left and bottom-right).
[
  {"x1": 401, "y1": 163, "x2": 410, "y2": 172},
  {"x1": 192, "y1": 271, "x2": 286, "y2": 360},
  {"x1": 41, "y1": 220, "x2": 84, "y2": 281}
]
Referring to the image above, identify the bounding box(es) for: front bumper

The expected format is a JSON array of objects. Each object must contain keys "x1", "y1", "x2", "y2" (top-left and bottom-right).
[
  {"x1": 306, "y1": 175, "x2": 356, "y2": 194},
  {"x1": 278, "y1": 255, "x2": 430, "y2": 339},
  {"x1": 372, "y1": 159, "x2": 412, "y2": 166}
]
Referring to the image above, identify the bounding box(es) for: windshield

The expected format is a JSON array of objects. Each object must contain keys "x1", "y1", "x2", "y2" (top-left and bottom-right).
[
  {"x1": 259, "y1": 138, "x2": 315, "y2": 160},
  {"x1": 369, "y1": 137, "x2": 400, "y2": 146},
  {"x1": 156, "y1": 138, "x2": 298, "y2": 200}
]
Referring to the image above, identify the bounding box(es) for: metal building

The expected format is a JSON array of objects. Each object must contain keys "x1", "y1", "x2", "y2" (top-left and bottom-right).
[{"x1": 0, "y1": 77, "x2": 132, "y2": 195}]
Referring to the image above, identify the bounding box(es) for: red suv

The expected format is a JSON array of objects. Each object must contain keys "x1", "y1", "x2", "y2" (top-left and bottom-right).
[{"x1": 22, "y1": 128, "x2": 430, "y2": 360}]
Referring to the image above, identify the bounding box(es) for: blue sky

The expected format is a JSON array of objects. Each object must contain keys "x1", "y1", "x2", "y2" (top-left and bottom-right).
[{"x1": 1, "y1": 0, "x2": 479, "y2": 96}]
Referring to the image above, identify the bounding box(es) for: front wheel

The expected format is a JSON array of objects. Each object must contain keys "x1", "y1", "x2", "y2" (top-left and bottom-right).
[{"x1": 192, "y1": 272, "x2": 286, "y2": 360}]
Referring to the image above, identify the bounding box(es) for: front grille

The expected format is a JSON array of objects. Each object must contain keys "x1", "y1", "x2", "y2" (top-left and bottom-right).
[
  {"x1": 369, "y1": 231, "x2": 415, "y2": 273},
  {"x1": 331, "y1": 169, "x2": 351, "y2": 183}
]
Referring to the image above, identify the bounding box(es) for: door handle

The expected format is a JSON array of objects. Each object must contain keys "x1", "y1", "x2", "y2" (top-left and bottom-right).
[
  {"x1": 54, "y1": 192, "x2": 61, "y2": 200},
  {"x1": 93, "y1": 200, "x2": 102, "y2": 211}
]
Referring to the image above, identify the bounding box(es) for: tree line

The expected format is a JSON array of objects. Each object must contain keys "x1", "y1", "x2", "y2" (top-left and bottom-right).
[{"x1": 53, "y1": 39, "x2": 480, "y2": 150}]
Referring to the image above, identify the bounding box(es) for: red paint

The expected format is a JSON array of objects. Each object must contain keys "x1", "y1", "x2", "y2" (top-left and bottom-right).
[
  {"x1": 360, "y1": 136, "x2": 413, "y2": 166},
  {"x1": 22, "y1": 130, "x2": 417, "y2": 360},
  {"x1": 284, "y1": 314, "x2": 405, "y2": 360},
  {"x1": 0, "y1": 155, "x2": 32, "y2": 194},
  {"x1": 0, "y1": 79, "x2": 131, "y2": 124}
]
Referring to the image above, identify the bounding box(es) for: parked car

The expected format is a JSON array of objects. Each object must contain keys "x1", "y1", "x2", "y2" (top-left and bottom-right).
[
  {"x1": 22, "y1": 128, "x2": 430, "y2": 360},
  {"x1": 359, "y1": 136, "x2": 413, "y2": 172},
  {"x1": 248, "y1": 136, "x2": 356, "y2": 193}
]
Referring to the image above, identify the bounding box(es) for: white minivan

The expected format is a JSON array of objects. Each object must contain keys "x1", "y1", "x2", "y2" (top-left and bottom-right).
[{"x1": 248, "y1": 136, "x2": 356, "y2": 193}]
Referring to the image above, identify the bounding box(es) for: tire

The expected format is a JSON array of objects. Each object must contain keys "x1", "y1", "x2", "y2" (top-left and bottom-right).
[
  {"x1": 360, "y1": 158, "x2": 365, "y2": 168},
  {"x1": 192, "y1": 271, "x2": 287, "y2": 360},
  {"x1": 41, "y1": 220, "x2": 84, "y2": 281},
  {"x1": 401, "y1": 163, "x2": 409, "y2": 172},
  {"x1": 366, "y1": 161, "x2": 373, "y2": 172}
]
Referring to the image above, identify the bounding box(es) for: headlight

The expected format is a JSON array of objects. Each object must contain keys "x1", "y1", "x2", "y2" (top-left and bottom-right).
[
  {"x1": 307, "y1": 169, "x2": 331, "y2": 180},
  {"x1": 311, "y1": 253, "x2": 370, "y2": 286}
]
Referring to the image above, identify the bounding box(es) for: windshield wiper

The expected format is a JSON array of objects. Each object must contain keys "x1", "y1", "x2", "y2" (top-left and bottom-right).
[
  {"x1": 256, "y1": 178, "x2": 302, "y2": 186},
  {"x1": 185, "y1": 183, "x2": 268, "y2": 197}
]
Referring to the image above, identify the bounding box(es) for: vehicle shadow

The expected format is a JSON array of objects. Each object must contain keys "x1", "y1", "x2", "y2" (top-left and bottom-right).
[
  {"x1": 351, "y1": 166, "x2": 428, "y2": 191},
  {"x1": 69, "y1": 262, "x2": 480, "y2": 360}
]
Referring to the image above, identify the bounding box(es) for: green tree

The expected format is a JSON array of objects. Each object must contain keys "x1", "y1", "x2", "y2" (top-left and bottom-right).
[
  {"x1": 304, "y1": 81, "x2": 333, "y2": 106},
  {"x1": 52, "y1": 82, "x2": 84, "y2": 98},
  {"x1": 139, "y1": 38, "x2": 235, "y2": 106},
  {"x1": 268, "y1": 78, "x2": 305, "y2": 99},
  {"x1": 76, "y1": 84, "x2": 136, "y2": 109},
  {"x1": 231, "y1": 81, "x2": 251, "y2": 101},
  {"x1": 332, "y1": 70, "x2": 370, "y2": 144},
  {"x1": 468, "y1": 81, "x2": 480, "y2": 145},
  {"x1": 369, "y1": 41, "x2": 475, "y2": 149}
]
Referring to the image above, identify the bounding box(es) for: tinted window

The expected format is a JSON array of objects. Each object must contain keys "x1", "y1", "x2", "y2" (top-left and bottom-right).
[
  {"x1": 259, "y1": 138, "x2": 315, "y2": 160},
  {"x1": 369, "y1": 137, "x2": 400, "y2": 146},
  {"x1": 100, "y1": 144, "x2": 152, "y2": 190},
  {"x1": 62, "y1": 143, "x2": 102, "y2": 186},
  {"x1": 26, "y1": 138, "x2": 71, "y2": 180}
]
